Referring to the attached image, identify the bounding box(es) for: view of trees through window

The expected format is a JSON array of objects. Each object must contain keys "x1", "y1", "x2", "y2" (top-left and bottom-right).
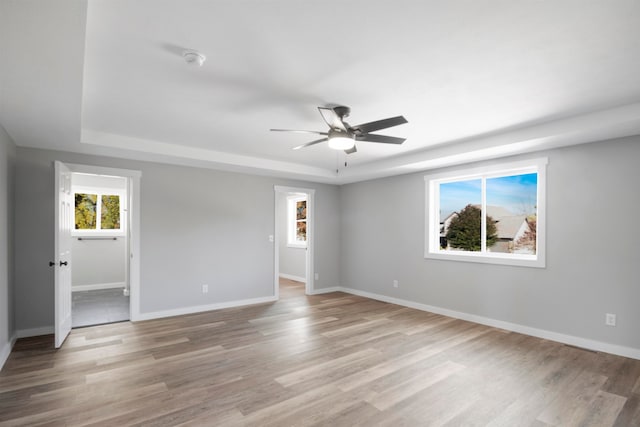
[
  {"x1": 445, "y1": 205, "x2": 498, "y2": 252},
  {"x1": 439, "y1": 173, "x2": 537, "y2": 254},
  {"x1": 75, "y1": 193, "x2": 97, "y2": 229},
  {"x1": 101, "y1": 195, "x2": 120, "y2": 229},
  {"x1": 75, "y1": 192, "x2": 121, "y2": 230},
  {"x1": 295, "y1": 200, "x2": 307, "y2": 243}
]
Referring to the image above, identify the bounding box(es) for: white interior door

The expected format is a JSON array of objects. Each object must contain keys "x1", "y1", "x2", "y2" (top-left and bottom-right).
[{"x1": 54, "y1": 161, "x2": 73, "y2": 348}]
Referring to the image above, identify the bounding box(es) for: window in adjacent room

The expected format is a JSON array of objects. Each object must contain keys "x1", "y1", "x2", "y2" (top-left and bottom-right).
[
  {"x1": 287, "y1": 195, "x2": 307, "y2": 248},
  {"x1": 74, "y1": 188, "x2": 124, "y2": 233},
  {"x1": 425, "y1": 158, "x2": 547, "y2": 267}
]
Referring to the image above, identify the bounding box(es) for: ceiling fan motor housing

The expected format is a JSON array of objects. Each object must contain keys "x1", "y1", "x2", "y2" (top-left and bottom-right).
[
  {"x1": 333, "y1": 106, "x2": 350, "y2": 119},
  {"x1": 328, "y1": 129, "x2": 353, "y2": 139}
]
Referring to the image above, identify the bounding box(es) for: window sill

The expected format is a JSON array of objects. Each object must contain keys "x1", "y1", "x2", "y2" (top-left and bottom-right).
[
  {"x1": 424, "y1": 250, "x2": 545, "y2": 268},
  {"x1": 287, "y1": 243, "x2": 307, "y2": 249},
  {"x1": 72, "y1": 231, "x2": 126, "y2": 238}
]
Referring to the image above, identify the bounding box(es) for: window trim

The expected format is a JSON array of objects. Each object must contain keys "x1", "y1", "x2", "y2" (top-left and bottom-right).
[
  {"x1": 72, "y1": 186, "x2": 126, "y2": 237},
  {"x1": 287, "y1": 194, "x2": 307, "y2": 249},
  {"x1": 424, "y1": 157, "x2": 547, "y2": 268}
]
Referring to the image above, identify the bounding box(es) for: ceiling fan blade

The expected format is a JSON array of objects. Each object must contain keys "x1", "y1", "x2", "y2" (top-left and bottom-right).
[
  {"x1": 318, "y1": 107, "x2": 348, "y2": 131},
  {"x1": 292, "y1": 138, "x2": 328, "y2": 150},
  {"x1": 344, "y1": 144, "x2": 357, "y2": 155},
  {"x1": 356, "y1": 134, "x2": 406, "y2": 145},
  {"x1": 352, "y1": 116, "x2": 408, "y2": 133},
  {"x1": 271, "y1": 129, "x2": 328, "y2": 135}
]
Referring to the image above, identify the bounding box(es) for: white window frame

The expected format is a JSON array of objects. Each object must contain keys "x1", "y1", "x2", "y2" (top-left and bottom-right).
[
  {"x1": 424, "y1": 157, "x2": 547, "y2": 268},
  {"x1": 72, "y1": 186, "x2": 126, "y2": 236},
  {"x1": 287, "y1": 194, "x2": 307, "y2": 249}
]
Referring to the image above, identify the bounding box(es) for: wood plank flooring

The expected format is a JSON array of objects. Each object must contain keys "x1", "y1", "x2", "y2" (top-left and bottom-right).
[{"x1": 1, "y1": 279, "x2": 639, "y2": 426}]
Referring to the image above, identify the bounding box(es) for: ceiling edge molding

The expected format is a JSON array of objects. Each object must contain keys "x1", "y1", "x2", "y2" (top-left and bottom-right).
[
  {"x1": 80, "y1": 103, "x2": 640, "y2": 185},
  {"x1": 335, "y1": 102, "x2": 640, "y2": 184},
  {"x1": 80, "y1": 129, "x2": 339, "y2": 183}
]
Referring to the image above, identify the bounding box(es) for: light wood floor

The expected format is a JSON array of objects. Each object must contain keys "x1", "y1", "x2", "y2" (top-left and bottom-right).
[{"x1": 1, "y1": 279, "x2": 639, "y2": 426}]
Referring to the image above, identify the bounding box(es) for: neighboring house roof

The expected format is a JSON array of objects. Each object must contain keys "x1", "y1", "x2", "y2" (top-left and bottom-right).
[
  {"x1": 440, "y1": 205, "x2": 531, "y2": 241},
  {"x1": 483, "y1": 205, "x2": 514, "y2": 220},
  {"x1": 494, "y1": 215, "x2": 529, "y2": 240},
  {"x1": 440, "y1": 212, "x2": 457, "y2": 237}
]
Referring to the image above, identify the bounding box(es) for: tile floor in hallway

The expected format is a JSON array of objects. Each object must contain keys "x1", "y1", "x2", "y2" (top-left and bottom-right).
[{"x1": 72, "y1": 288, "x2": 130, "y2": 328}]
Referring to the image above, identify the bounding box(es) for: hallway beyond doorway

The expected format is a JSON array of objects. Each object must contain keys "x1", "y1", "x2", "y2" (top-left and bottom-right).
[
  {"x1": 72, "y1": 289, "x2": 130, "y2": 327},
  {"x1": 279, "y1": 277, "x2": 305, "y2": 299}
]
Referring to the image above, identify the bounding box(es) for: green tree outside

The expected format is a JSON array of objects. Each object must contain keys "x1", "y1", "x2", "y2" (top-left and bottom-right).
[
  {"x1": 445, "y1": 204, "x2": 498, "y2": 251},
  {"x1": 101, "y1": 195, "x2": 120, "y2": 229},
  {"x1": 75, "y1": 193, "x2": 97, "y2": 229}
]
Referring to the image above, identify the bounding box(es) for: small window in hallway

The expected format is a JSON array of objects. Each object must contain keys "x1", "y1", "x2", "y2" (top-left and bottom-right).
[
  {"x1": 74, "y1": 189, "x2": 124, "y2": 233},
  {"x1": 287, "y1": 195, "x2": 307, "y2": 248}
]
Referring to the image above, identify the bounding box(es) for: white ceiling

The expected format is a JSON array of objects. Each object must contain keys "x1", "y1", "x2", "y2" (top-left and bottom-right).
[{"x1": 1, "y1": 0, "x2": 640, "y2": 184}]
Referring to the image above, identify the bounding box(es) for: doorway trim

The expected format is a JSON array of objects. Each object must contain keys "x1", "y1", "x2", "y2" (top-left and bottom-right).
[
  {"x1": 274, "y1": 185, "x2": 315, "y2": 298},
  {"x1": 66, "y1": 163, "x2": 142, "y2": 321}
]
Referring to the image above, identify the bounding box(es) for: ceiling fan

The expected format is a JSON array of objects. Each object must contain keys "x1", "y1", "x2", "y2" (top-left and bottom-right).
[{"x1": 271, "y1": 106, "x2": 408, "y2": 154}]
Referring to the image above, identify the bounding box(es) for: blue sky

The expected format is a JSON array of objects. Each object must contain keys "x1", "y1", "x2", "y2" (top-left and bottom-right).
[{"x1": 440, "y1": 173, "x2": 537, "y2": 219}]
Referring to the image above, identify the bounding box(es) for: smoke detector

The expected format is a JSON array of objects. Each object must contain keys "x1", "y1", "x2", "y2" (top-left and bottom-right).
[{"x1": 183, "y1": 50, "x2": 206, "y2": 67}]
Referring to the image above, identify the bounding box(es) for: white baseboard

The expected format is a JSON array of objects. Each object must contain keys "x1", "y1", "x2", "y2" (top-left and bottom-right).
[
  {"x1": 338, "y1": 287, "x2": 640, "y2": 361},
  {"x1": 73, "y1": 282, "x2": 125, "y2": 292},
  {"x1": 0, "y1": 334, "x2": 17, "y2": 371},
  {"x1": 15, "y1": 326, "x2": 54, "y2": 339},
  {"x1": 279, "y1": 273, "x2": 306, "y2": 283},
  {"x1": 308, "y1": 286, "x2": 341, "y2": 295},
  {"x1": 133, "y1": 295, "x2": 277, "y2": 322}
]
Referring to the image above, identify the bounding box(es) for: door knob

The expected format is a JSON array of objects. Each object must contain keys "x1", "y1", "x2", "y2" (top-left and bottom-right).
[
  {"x1": 59, "y1": 261, "x2": 68, "y2": 266},
  {"x1": 49, "y1": 261, "x2": 55, "y2": 267}
]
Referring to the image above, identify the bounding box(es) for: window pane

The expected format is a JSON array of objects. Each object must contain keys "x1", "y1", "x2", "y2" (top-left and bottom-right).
[
  {"x1": 296, "y1": 200, "x2": 307, "y2": 220},
  {"x1": 439, "y1": 180, "x2": 481, "y2": 252},
  {"x1": 296, "y1": 221, "x2": 306, "y2": 242},
  {"x1": 486, "y1": 173, "x2": 537, "y2": 254},
  {"x1": 75, "y1": 193, "x2": 97, "y2": 229},
  {"x1": 101, "y1": 195, "x2": 121, "y2": 229}
]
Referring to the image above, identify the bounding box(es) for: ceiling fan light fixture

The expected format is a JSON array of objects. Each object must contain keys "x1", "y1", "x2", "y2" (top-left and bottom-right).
[{"x1": 327, "y1": 132, "x2": 355, "y2": 150}]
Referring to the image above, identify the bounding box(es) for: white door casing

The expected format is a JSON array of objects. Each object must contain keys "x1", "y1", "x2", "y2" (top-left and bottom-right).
[
  {"x1": 274, "y1": 185, "x2": 315, "y2": 298},
  {"x1": 65, "y1": 163, "x2": 142, "y2": 321},
  {"x1": 54, "y1": 161, "x2": 73, "y2": 348}
]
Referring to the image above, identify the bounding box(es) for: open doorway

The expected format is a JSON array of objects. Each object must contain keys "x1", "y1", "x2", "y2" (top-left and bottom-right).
[
  {"x1": 54, "y1": 162, "x2": 141, "y2": 346},
  {"x1": 70, "y1": 172, "x2": 129, "y2": 327},
  {"x1": 274, "y1": 186, "x2": 315, "y2": 299}
]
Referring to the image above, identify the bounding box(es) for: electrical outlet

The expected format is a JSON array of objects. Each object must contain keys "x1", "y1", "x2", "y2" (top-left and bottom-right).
[
  {"x1": 393, "y1": 280, "x2": 399, "y2": 288},
  {"x1": 605, "y1": 313, "x2": 616, "y2": 326},
  {"x1": 314, "y1": 273, "x2": 319, "y2": 281},
  {"x1": 202, "y1": 284, "x2": 209, "y2": 294}
]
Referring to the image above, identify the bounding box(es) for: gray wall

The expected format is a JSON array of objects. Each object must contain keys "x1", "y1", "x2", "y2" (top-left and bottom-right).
[
  {"x1": 14, "y1": 147, "x2": 340, "y2": 330},
  {"x1": 277, "y1": 193, "x2": 306, "y2": 280},
  {"x1": 340, "y1": 136, "x2": 640, "y2": 350},
  {"x1": 71, "y1": 238, "x2": 126, "y2": 288},
  {"x1": 0, "y1": 123, "x2": 16, "y2": 361},
  {"x1": 13, "y1": 137, "x2": 639, "y2": 352}
]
